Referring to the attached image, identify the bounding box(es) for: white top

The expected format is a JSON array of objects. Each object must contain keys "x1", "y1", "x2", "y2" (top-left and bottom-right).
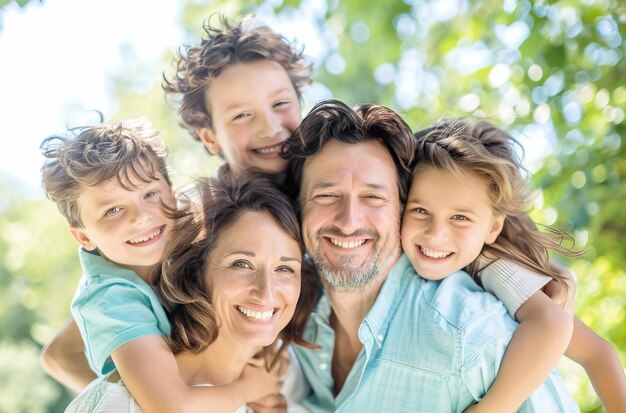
[
  {"x1": 65, "y1": 346, "x2": 310, "y2": 413},
  {"x1": 477, "y1": 259, "x2": 552, "y2": 318}
]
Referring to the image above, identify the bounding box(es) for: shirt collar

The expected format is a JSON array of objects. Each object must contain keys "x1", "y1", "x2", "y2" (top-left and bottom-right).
[
  {"x1": 360, "y1": 254, "x2": 413, "y2": 348},
  {"x1": 78, "y1": 246, "x2": 138, "y2": 280}
]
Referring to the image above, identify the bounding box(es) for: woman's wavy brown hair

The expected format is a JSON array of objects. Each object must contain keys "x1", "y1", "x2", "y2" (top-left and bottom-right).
[
  {"x1": 412, "y1": 119, "x2": 585, "y2": 293},
  {"x1": 158, "y1": 171, "x2": 318, "y2": 354},
  {"x1": 163, "y1": 14, "x2": 312, "y2": 141}
]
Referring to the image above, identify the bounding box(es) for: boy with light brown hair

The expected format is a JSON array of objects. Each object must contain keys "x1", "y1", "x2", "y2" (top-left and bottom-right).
[{"x1": 40, "y1": 119, "x2": 282, "y2": 412}]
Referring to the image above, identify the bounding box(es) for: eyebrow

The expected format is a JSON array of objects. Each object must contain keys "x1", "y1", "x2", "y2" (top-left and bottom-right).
[
  {"x1": 91, "y1": 198, "x2": 118, "y2": 210},
  {"x1": 220, "y1": 88, "x2": 295, "y2": 113},
  {"x1": 310, "y1": 182, "x2": 389, "y2": 191},
  {"x1": 280, "y1": 256, "x2": 301, "y2": 263},
  {"x1": 269, "y1": 87, "x2": 294, "y2": 97},
  {"x1": 227, "y1": 251, "x2": 301, "y2": 263}
]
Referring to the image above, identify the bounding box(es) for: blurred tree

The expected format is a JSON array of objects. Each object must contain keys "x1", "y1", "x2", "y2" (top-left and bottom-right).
[{"x1": 0, "y1": 341, "x2": 61, "y2": 413}]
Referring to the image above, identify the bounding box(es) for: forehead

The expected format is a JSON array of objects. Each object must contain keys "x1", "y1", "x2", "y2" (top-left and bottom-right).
[
  {"x1": 409, "y1": 166, "x2": 493, "y2": 207},
  {"x1": 205, "y1": 60, "x2": 297, "y2": 111},
  {"x1": 77, "y1": 169, "x2": 165, "y2": 206},
  {"x1": 209, "y1": 211, "x2": 301, "y2": 257},
  {"x1": 301, "y1": 139, "x2": 399, "y2": 194}
]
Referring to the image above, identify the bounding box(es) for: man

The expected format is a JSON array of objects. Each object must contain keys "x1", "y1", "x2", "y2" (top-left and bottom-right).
[{"x1": 284, "y1": 100, "x2": 579, "y2": 412}]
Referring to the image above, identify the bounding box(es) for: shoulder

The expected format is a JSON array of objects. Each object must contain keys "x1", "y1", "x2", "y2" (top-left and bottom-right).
[
  {"x1": 397, "y1": 258, "x2": 513, "y2": 331},
  {"x1": 72, "y1": 272, "x2": 162, "y2": 321}
]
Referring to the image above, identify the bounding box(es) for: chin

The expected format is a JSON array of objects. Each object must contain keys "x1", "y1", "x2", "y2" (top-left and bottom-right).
[{"x1": 239, "y1": 331, "x2": 282, "y2": 347}]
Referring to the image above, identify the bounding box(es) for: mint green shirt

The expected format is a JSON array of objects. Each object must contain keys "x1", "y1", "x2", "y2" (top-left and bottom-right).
[
  {"x1": 71, "y1": 248, "x2": 171, "y2": 375},
  {"x1": 293, "y1": 254, "x2": 579, "y2": 412}
]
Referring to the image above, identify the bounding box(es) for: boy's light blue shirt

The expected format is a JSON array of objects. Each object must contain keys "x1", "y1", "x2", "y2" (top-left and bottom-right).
[
  {"x1": 293, "y1": 254, "x2": 579, "y2": 412},
  {"x1": 71, "y1": 248, "x2": 171, "y2": 376}
]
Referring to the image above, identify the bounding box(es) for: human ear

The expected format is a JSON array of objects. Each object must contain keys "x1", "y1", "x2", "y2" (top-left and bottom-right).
[
  {"x1": 485, "y1": 214, "x2": 505, "y2": 245},
  {"x1": 196, "y1": 127, "x2": 221, "y2": 155},
  {"x1": 70, "y1": 227, "x2": 97, "y2": 251}
]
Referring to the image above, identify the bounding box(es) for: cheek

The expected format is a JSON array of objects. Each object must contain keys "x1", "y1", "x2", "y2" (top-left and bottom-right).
[
  {"x1": 283, "y1": 110, "x2": 302, "y2": 131},
  {"x1": 279, "y1": 278, "x2": 301, "y2": 307},
  {"x1": 458, "y1": 230, "x2": 485, "y2": 253},
  {"x1": 218, "y1": 125, "x2": 249, "y2": 149}
]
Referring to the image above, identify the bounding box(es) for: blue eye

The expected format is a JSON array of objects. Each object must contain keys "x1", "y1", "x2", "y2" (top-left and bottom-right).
[
  {"x1": 104, "y1": 207, "x2": 121, "y2": 217},
  {"x1": 145, "y1": 191, "x2": 158, "y2": 199},
  {"x1": 452, "y1": 215, "x2": 469, "y2": 221}
]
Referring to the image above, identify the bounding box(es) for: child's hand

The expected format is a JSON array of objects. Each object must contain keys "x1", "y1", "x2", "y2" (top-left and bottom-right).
[
  {"x1": 248, "y1": 393, "x2": 287, "y2": 413},
  {"x1": 239, "y1": 356, "x2": 282, "y2": 403}
]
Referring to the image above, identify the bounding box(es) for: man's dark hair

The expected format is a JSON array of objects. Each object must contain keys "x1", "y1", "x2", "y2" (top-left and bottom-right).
[{"x1": 283, "y1": 99, "x2": 417, "y2": 205}]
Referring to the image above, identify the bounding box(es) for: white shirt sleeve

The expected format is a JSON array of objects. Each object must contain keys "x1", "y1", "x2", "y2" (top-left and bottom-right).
[
  {"x1": 477, "y1": 259, "x2": 551, "y2": 319},
  {"x1": 282, "y1": 345, "x2": 312, "y2": 413}
]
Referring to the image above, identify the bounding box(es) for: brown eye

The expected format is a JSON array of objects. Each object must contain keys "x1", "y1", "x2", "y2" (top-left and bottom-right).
[
  {"x1": 233, "y1": 260, "x2": 252, "y2": 269},
  {"x1": 414, "y1": 207, "x2": 429, "y2": 215},
  {"x1": 276, "y1": 265, "x2": 295, "y2": 274}
]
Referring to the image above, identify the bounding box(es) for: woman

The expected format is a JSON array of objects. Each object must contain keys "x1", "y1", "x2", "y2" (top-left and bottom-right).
[{"x1": 66, "y1": 172, "x2": 318, "y2": 412}]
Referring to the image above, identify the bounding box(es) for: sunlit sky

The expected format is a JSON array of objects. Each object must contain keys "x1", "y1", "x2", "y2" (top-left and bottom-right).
[
  {"x1": 0, "y1": 0, "x2": 552, "y2": 201},
  {"x1": 0, "y1": 0, "x2": 331, "y2": 199},
  {"x1": 0, "y1": 0, "x2": 185, "y2": 198}
]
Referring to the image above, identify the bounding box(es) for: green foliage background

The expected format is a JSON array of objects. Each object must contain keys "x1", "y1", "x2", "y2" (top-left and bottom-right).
[{"x1": 1, "y1": 0, "x2": 624, "y2": 412}]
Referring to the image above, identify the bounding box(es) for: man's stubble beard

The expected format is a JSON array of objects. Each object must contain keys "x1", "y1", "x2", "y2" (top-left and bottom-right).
[{"x1": 311, "y1": 237, "x2": 401, "y2": 291}]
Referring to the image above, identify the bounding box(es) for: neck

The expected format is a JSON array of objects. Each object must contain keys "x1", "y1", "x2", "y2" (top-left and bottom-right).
[
  {"x1": 176, "y1": 335, "x2": 261, "y2": 386},
  {"x1": 326, "y1": 279, "x2": 382, "y2": 338},
  {"x1": 325, "y1": 247, "x2": 400, "y2": 339},
  {"x1": 324, "y1": 251, "x2": 399, "y2": 394}
]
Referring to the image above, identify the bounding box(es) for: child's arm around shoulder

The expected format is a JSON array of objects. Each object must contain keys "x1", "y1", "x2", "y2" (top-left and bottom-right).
[
  {"x1": 464, "y1": 260, "x2": 574, "y2": 413},
  {"x1": 541, "y1": 265, "x2": 626, "y2": 412},
  {"x1": 464, "y1": 291, "x2": 573, "y2": 413},
  {"x1": 40, "y1": 317, "x2": 96, "y2": 392},
  {"x1": 112, "y1": 335, "x2": 283, "y2": 413},
  {"x1": 566, "y1": 316, "x2": 626, "y2": 412}
]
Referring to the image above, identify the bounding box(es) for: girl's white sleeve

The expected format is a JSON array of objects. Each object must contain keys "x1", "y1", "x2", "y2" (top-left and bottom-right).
[{"x1": 477, "y1": 259, "x2": 551, "y2": 318}]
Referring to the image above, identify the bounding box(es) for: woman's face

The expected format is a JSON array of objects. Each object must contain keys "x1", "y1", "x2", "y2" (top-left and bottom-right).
[{"x1": 205, "y1": 210, "x2": 302, "y2": 347}]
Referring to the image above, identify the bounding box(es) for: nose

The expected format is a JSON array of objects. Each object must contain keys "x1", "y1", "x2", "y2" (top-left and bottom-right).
[
  {"x1": 424, "y1": 219, "x2": 447, "y2": 242},
  {"x1": 252, "y1": 270, "x2": 275, "y2": 303},
  {"x1": 129, "y1": 203, "x2": 152, "y2": 227},
  {"x1": 334, "y1": 195, "x2": 364, "y2": 235},
  {"x1": 256, "y1": 109, "x2": 281, "y2": 139}
]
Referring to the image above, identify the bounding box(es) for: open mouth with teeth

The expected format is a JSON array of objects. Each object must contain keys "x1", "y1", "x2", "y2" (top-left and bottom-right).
[
  {"x1": 126, "y1": 225, "x2": 166, "y2": 245},
  {"x1": 327, "y1": 237, "x2": 368, "y2": 249},
  {"x1": 235, "y1": 305, "x2": 277, "y2": 321},
  {"x1": 418, "y1": 245, "x2": 453, "y2": 259},
  {"x1": 254, "y1": 143, "x2": 284, "y2": 157}
]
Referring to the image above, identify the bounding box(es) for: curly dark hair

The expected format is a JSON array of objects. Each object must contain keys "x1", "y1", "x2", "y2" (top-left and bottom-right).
[
  {"x1": 163, "y1": 14, "x2": 312, "y2": 141},
  {"x1": 283, "y1": 99, "x2": 417, "y2": 206}
]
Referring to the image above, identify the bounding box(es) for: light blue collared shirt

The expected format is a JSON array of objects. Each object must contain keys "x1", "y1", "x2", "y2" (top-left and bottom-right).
[
  {"x1": 72, "y1": 248, "x2": 171, "y2": 376},
  {"x1": 293, "y1": 254, "x2": 579, "y2": 412}
]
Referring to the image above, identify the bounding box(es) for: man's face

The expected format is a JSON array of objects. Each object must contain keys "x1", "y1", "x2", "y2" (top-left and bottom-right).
[{"x1": 300, "y1": 139, "x2": 402, "y2": 290}]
